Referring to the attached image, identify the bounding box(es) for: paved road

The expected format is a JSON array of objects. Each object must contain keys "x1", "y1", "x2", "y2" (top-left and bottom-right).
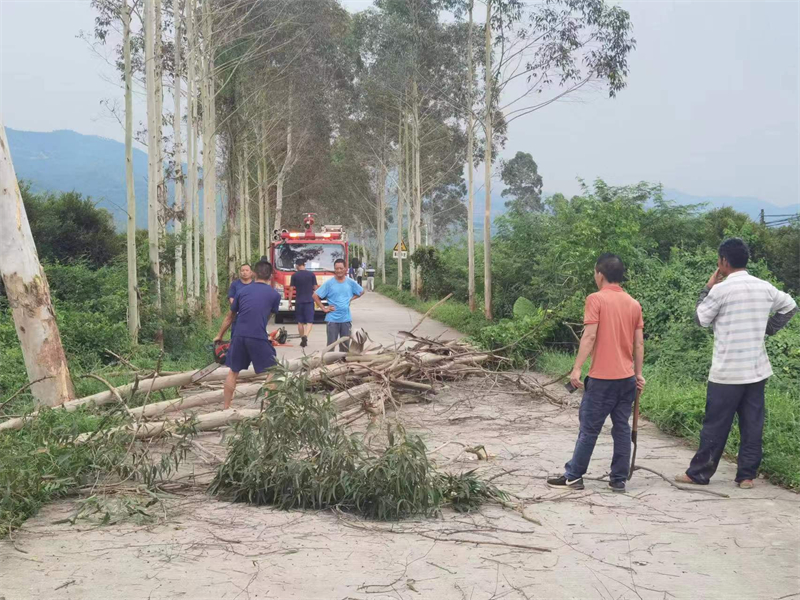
[
  {"x1": 275, "y1": 288, "x2": 460, "y2": 361},
  {"x1": 2, "y1": 292, "x2": 798, "y2": 600}
]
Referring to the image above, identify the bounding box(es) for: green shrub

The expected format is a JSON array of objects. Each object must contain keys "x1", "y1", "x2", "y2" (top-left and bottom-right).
[{"x1": 210, "y1": 373, "x2": 503, "y2": 519}]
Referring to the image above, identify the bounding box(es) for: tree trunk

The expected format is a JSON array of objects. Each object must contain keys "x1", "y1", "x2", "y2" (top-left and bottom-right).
[
  {"x1": 238, "y1": 154, "x2": 246, "y2": 263},
  {"x1": 122, "y1": 0, "x2": 139, "y2": 342},
  {"x1": 260, "y1": 122, "x2": 271, "y2": 248},
  {"x1": 202, "y1": 1, "x2": 219, "y2": 320},
  {"x1": 378, "y1": 161, "x2": 386, "y2": 283},
  {"x1": 483, "y1": 0, "x2": 493, "y2": 320},
  {"x1": 466, "y1": 0, "x2": 476, "y2": 313},
  {"x1": 396, "y1": 107, "x2": 404, "y2": 290},
  {"x1": 185, "y1": 0, "x2": 195, "y2": 310},
  {"x1": 185, "y1": 0, "x2": 197, "y2": 310},
  {"x1": 412, "y1": 80, "x2": 422, "y2": 295},
  {"x1": 244, "y1": 149, "x2": 251, "y2": 261},
  {"x1": 193, "y1": 116, "x2": 201, "y2": 302},
  {"x1": 257, "y1": 159, "x2": 265, "y2": 257},
  {"x1": 172, "y1": 0, "x2": 184, "y2": 309},
  {"x1": 155, "y1": 0, "x2": 167, "y2": 262},
  {"x1": 144, "y1": 0, "x2": 161, "y2": 311},
  {"x1": 0, "y1": 124, "x2": 75, "y2": 407}
]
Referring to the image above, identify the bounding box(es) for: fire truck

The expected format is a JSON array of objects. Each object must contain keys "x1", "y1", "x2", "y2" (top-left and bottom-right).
[{"x1": 269, "y1": 213, "x2": 348, "y2": 323}]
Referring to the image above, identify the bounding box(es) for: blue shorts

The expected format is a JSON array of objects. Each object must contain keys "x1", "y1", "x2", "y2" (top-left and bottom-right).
[
  {"x1": 295, "y1": 302, "x2": 315, "y2": 324},
  {"x1": 225, "y1": 336, "x2": 277, "y2": 374}
]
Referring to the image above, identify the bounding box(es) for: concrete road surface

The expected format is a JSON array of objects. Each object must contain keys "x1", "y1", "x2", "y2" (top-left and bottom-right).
[
  {"x1": 2, "y1": 291, "x2": 798, "y2": 600},
  {"x1": 275, "y1": 288, "x2": 460, "y2": 360}
]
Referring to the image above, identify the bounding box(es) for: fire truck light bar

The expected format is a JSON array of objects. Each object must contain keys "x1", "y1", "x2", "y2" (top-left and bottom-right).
[{"x1": 281, "y1": 231, "x2": 341, "y2": 240}]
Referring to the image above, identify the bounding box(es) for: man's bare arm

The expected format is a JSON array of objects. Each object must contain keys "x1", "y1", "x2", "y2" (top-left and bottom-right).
[
  {"x1": 633, "y1": 328, "x2": 645, "y2": 390},
  {"x1": 214, "y1": 311, "x2": 235, "y2": 342},
  {"x1": 570, "y1": 323, "x2": 598, "y2": 389}
]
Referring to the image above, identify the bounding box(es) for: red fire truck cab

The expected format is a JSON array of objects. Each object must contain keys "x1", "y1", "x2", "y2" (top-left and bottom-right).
[{"x1": 269, "y1": 214, "x2": 348, "y2": 323}]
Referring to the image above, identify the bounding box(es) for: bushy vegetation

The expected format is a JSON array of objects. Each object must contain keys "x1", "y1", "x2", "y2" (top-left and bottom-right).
[
  {"x1": 210, "y1": 372, "x2": 503, "y2": 518},
  {"x1": 0, "y1": 405, "x2": 190, "y2": 536},
  {"x1": 381, "y1": 179, "x2": 799, "y2": 486},
  {"x1": 0, "y1": 188, "x2": 219, "y2": 416}
]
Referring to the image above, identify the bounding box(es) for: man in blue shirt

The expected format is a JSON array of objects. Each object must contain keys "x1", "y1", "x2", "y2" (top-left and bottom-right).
[
  {"x1": 227, "y1": 263, "x2": 253, "y2": 336},
  {"x1": 214, "y1": 260, "x2": 281, "y2": 409},
  {"x1": 289, "y1": 258, "x2": 318, "y2": 348},
  {"x1": 313, "y1": 258, "x2": 364, "y2": 352}
]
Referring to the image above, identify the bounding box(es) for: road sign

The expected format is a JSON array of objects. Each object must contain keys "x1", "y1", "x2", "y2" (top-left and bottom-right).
[{"x1": 393, "y1": 240, "x2": 408, "y2": 252}]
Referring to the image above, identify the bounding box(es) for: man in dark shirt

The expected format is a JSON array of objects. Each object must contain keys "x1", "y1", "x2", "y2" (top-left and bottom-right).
[
  {"x1": 289, "y1": 258, "x2": 318, "y2": 348},
  {"x1": 227, "y1": 263, "x2": 253, "y2": 336},
  {"x1": 214, "y1": 260, "x2": 281, "y2": 409}
]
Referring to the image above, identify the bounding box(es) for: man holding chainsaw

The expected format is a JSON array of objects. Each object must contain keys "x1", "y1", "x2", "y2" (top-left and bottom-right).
[
  {"x1": 548, "y1": 254, "x2": 645, "y2": 493},
  {"x1": 676, "y1": 238, "x2": 797, "y2": 489},
  {"x1": 214, "y1": 260, "x2": 281, "y2": 409}
]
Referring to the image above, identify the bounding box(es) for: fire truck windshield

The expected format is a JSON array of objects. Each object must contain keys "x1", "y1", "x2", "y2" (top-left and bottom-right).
[{"x1": 274, "y1": 242, "x2": 345, "y2": 272}]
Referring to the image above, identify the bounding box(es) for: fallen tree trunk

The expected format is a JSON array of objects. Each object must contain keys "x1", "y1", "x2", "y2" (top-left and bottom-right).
[
  {"x1": 77, "y1": 408, "x2": 263, "y2": 442},
  {"x1": 0, "y1": 352, "x2": 347, "y2": 433},
  {"x1": 130, "y1": 382, "x2": 264, "y2": 419}
]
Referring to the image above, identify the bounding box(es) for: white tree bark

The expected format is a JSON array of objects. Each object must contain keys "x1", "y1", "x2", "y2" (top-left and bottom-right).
[
  {"x1": 378, "y1": 161, "x2": 386, "y2": 283},
  {"x1": 185, "y1": 0, "x2": 197, "y2": 310},
  {"x1": 144, "y1": 0, "x2": 161, "y2": 309},
  {"x1": 244, "y1": 161, "x2": 252, "y2": 261},
  {"x1": 201, "y1": 0, "x2": 219, "y2": 319},
  {"x1": 122, "y1": 0, "x2": 139, "y2": 342},
  {"x1": 411, "y1": 80, "x2": 422, "y2": 295},
  {"x1": 257, "y1": 158, "x2": 265, "y2": 257},
  {"x1": 238, "y1": 153, "x2": 246, "y2": 263},
  {"x1": 193, "y1": 115, "x2": 201, "y2": 302},
  {"x1": 172, "y1": 0, "x2": 184, "y2": 308},
  {"x1": 154, "y1": 0, "x2": 167, "y2": 269},
  {"x1": 274, "y1": 92, "x2": 295, "y2": 233},
  {"x1": 396, "y1": 107, "x2": 404, "y2": 290},
  {"x1": 483, "y1": 0, "x2": 493, "y2": 320},
  {"x1": 0, "y1": 123, "x2": 75, "y2": 407},
  {"x1": 466, "y1": 0, "x2": 476, "y2": 313},
  {"x1": 260, "y1": 125, "x2": 271, "y2": 247}
]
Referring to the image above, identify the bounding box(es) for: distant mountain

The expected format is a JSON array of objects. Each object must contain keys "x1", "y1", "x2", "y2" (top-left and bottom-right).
[
  {"x1": 7, "y1": 128, "x2": 151, "y2": 229},
  {"x1": 661, "y1": 188, "x2": 797, "y2": 222},
  {"x1": 8, "y1": 128, "x2": 796, "y2": 233}
]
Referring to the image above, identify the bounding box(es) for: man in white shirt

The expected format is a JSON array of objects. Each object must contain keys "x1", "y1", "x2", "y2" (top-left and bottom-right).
[{"x1": 676, "y1": 238, "x2": 797, "y2": 489}]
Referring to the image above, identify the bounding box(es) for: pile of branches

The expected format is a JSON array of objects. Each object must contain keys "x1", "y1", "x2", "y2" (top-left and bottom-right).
[
  {"x1": 210, "y1": 370, "x2": 504, "y2": 519},
  {"x1": 0, "y1": 329, "x2": 511, "y2": 529},
  {"x1": 0, "y1": 330, "x2": 492, "y2": 441}
]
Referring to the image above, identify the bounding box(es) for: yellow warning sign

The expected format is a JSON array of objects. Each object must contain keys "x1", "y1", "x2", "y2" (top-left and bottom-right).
[{"x1": 393, "y1": 240, "x2": 408, "y2": 252}]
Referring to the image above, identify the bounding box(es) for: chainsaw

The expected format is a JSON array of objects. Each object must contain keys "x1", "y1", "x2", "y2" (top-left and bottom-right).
[{"x1": 190, "y1": 328, "x2": 289, "y2": 383}]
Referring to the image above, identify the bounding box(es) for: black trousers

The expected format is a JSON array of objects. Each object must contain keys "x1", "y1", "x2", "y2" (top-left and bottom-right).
[{"x1": 686, "y1": 379, "x2": 767, "y2": 484}]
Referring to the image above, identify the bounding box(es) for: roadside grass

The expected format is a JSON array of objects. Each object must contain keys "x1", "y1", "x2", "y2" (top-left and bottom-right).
[
  {"x1": 537, "y1": 350, "x2": 800, "y2": 488},
  {"x1": 375, "y1": 284, "x2": 490, "y2": 337}
]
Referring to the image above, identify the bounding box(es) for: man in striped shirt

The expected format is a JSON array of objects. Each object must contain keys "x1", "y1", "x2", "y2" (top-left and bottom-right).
[{"x1": 676, "y1": 238, "x2": 797, "y2": 489}]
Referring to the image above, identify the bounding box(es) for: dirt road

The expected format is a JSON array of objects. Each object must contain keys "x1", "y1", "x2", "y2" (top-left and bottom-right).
[{"x1": 1, "y1": 292, "x2": 798, "y2": 600}]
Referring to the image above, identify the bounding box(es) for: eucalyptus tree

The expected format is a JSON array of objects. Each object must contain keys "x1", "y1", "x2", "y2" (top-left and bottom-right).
[
  {"x1": 88, "y1": 0, "x2": 142, "y2": 339},
  {"x1": 479, "y1": 0, "x2": 635, "y2": 318},
  {"x1": 355, "y1": 0, "x2": 471, "y2": 295},
  {"x1": 0, "y1": 123, "x2": 75, "y2": 407}
]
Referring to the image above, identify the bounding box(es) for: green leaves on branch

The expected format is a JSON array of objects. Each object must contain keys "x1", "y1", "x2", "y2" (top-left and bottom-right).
[{"x1": 209, "y1": 372, "x2": 504, "y2": 519}]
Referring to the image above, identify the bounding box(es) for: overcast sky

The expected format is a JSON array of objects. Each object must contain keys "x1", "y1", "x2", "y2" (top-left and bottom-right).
[{"x1": 1, "y1": 0, "x2": 798, "y2": 206}]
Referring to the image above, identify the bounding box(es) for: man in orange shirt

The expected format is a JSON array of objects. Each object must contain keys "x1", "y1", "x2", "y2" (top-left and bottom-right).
[{"x1": 548, "y1": 254, "x2": 646, "y2": 493}]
